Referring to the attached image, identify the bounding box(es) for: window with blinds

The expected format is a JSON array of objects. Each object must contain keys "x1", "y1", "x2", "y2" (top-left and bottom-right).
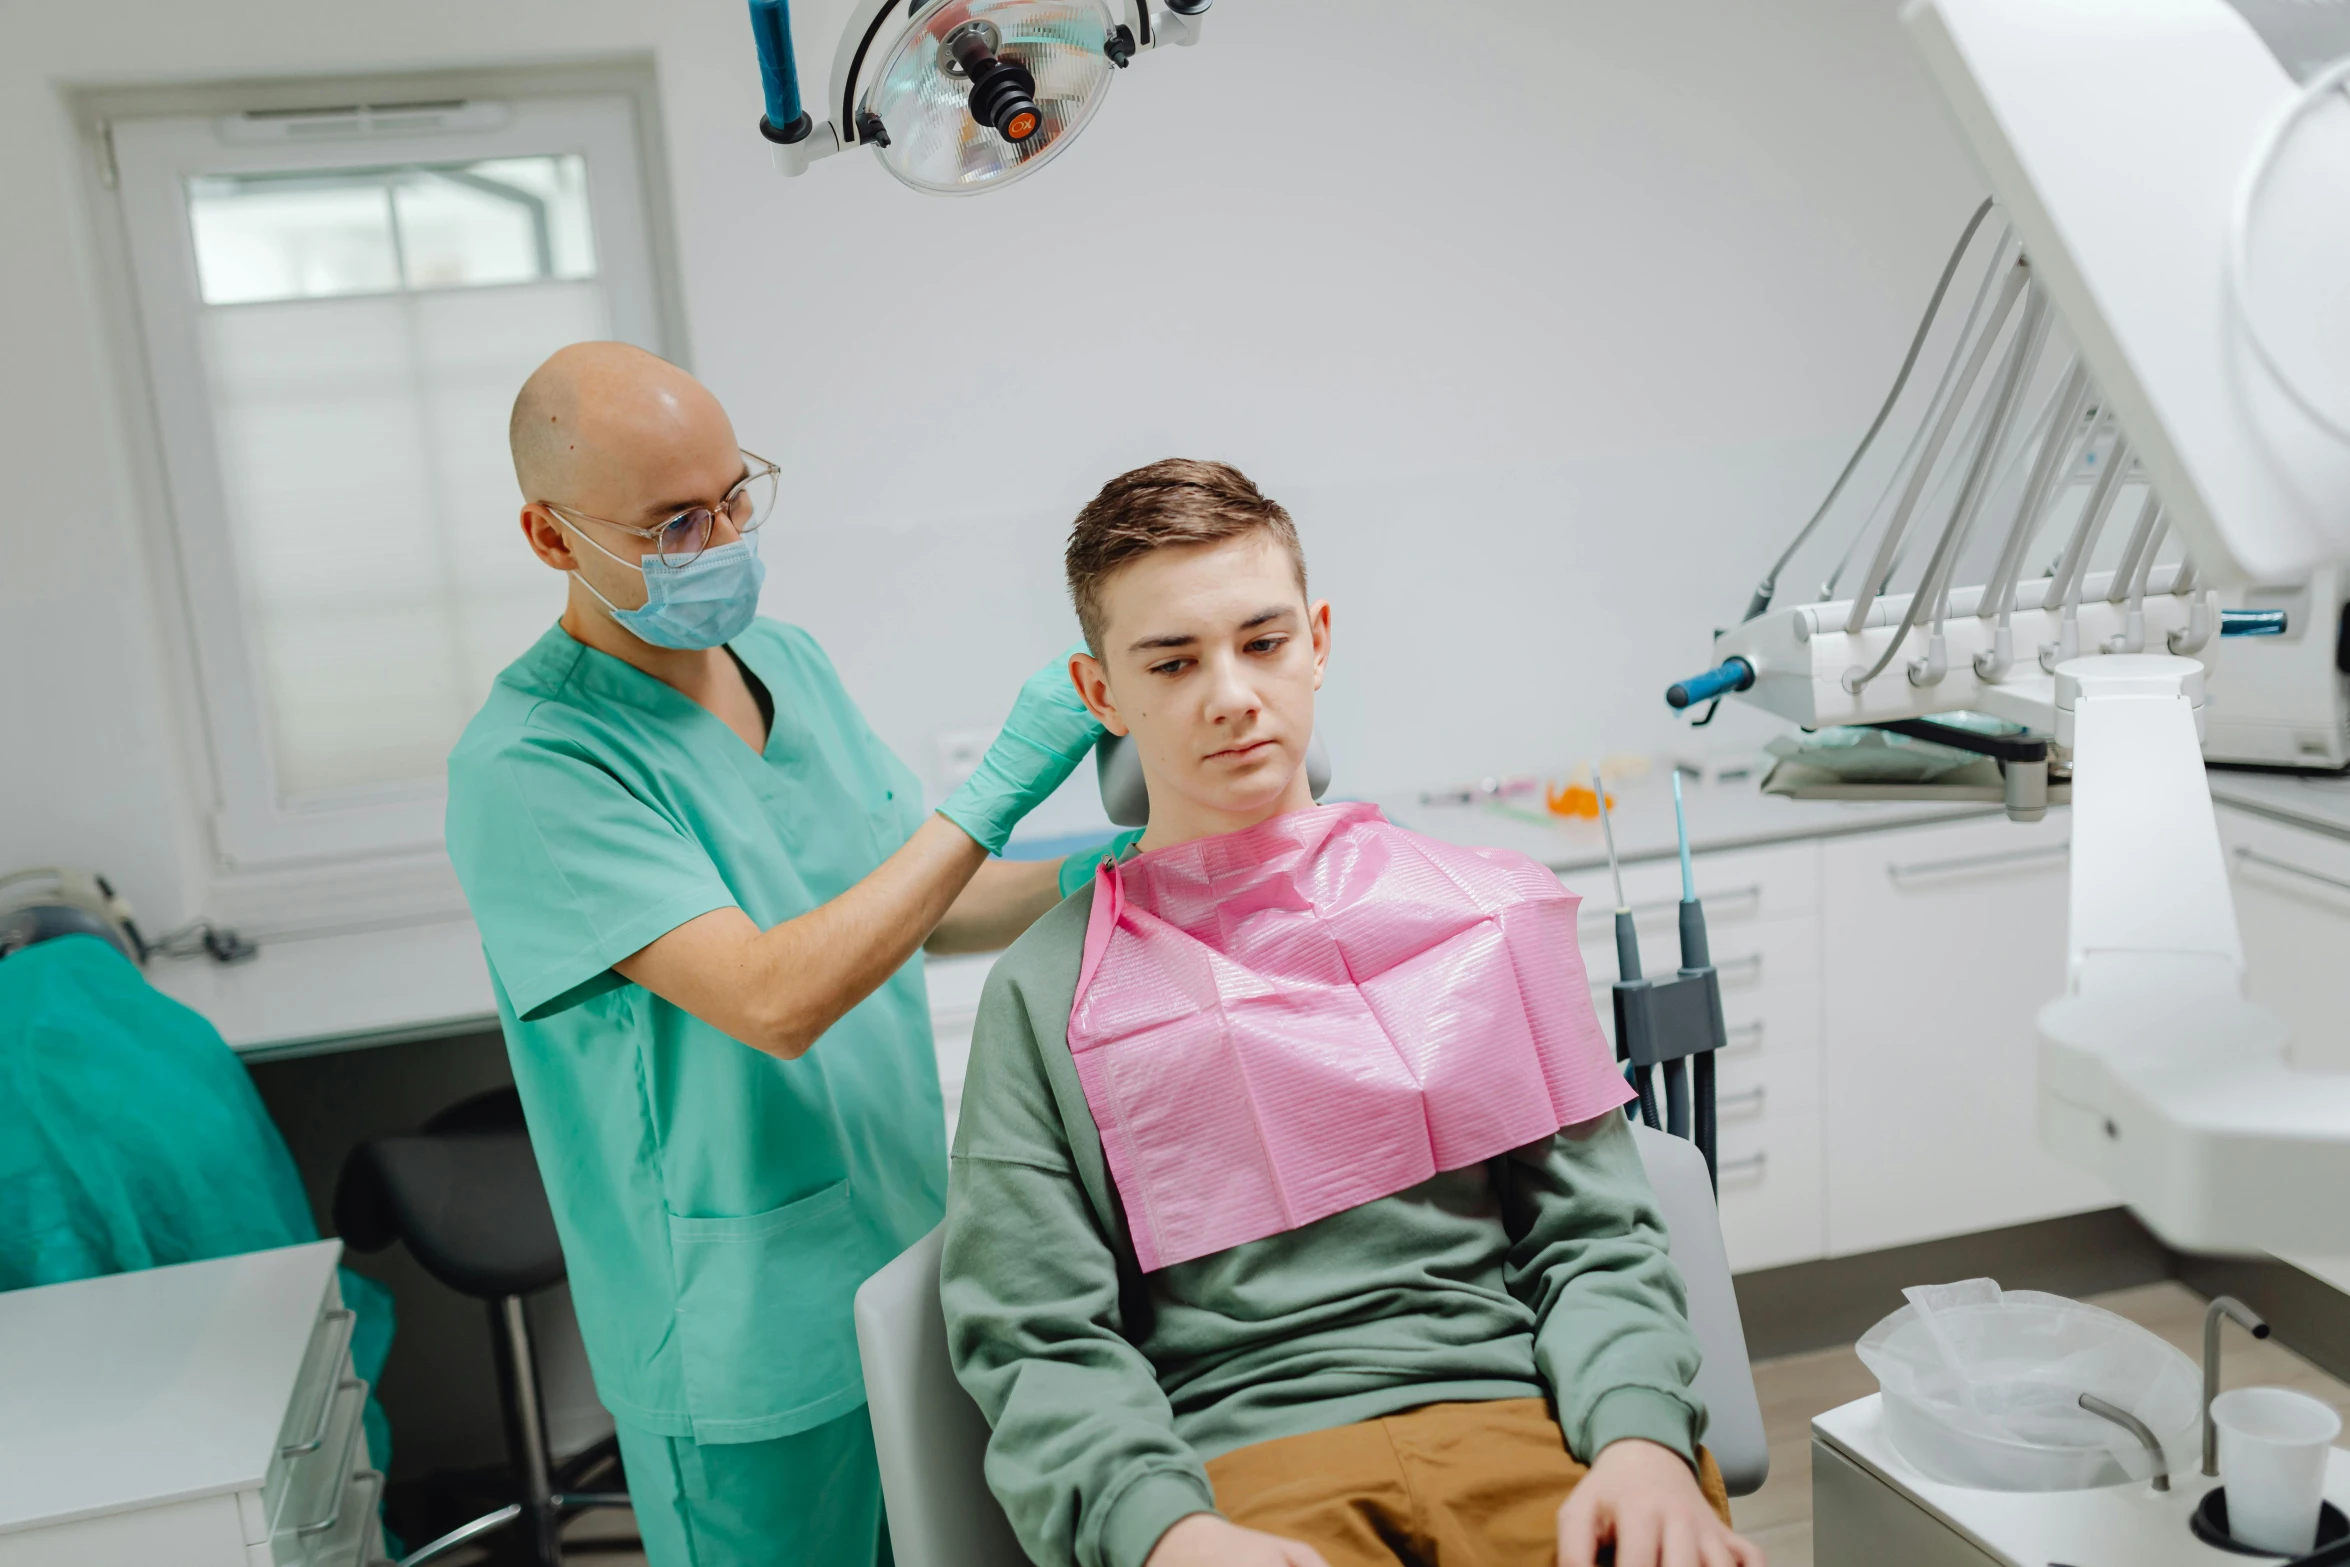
[
  {"x1": 187, "y1": 156, "x2": 600, "y2": 797},
  {"x1": 111, "y1": 93, "x2": 666, "y2": 872}
]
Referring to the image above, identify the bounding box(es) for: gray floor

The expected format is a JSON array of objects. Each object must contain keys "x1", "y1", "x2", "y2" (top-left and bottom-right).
[{"x1": 434, "y1": 1282, "x2": 2350, "y2": 1567}]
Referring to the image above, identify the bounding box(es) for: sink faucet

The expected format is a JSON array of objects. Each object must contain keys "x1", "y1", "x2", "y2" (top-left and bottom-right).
[
  {"x1": 2081, "y1": 1392, "x2": 2171, "y2": 1492},
  {"x1": 2204, "y1": 1295, "x2": 2272, "y2": 1477}
]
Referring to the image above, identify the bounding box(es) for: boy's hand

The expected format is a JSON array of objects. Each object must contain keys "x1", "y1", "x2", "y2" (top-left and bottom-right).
[
  {"x1": 1556, "y1": 1439, "x2": 1765, "y2": 1567},
  {"x1": 1146, "y1": 1513, "x2": 1331, "y2": 1567}
]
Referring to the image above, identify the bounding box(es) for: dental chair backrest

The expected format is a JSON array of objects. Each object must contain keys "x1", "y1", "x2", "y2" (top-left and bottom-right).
[
  {"x1": 1095, "y1": 731, "x2": 1334, "y2": 828},
  {"x1": 1640, "y1": 1124, "x2": 1771, "y2": 1496},
  {"x1": 851, "y1": 1127, "x2": 1769, "y2": 1567}
]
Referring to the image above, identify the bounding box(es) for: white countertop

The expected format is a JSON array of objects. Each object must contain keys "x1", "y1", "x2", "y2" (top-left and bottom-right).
[
  {"x1": 1377, "y1": 777, "x2": 2003, "y2": 876},
  {"x1": 0, "y1": 1241, "x2": 341, "y2": 1534},
  {"x1": 145, "y1": 918, "x2": 498, "y2": 1062},
  {"x1": 2208, "y1": 769, "x2": 2350, "y2": 842},
  {"x1": 1814, "y1": 1392, "x2": 2350, "y2": 1565}
]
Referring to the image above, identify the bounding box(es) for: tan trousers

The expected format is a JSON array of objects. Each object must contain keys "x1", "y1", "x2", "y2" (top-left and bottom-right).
[{"x1": 1203, "y1": 1398, "x2": 1732, "y2": 1567}]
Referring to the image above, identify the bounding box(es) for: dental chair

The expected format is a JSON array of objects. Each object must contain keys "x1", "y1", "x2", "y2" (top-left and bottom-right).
[{"x1": 853, "y1": 1124, "x2": 1770, "y2": 1567}]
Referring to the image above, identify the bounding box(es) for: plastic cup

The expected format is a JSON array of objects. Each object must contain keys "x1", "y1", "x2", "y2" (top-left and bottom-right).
[{"x1": 2213, "y1": 1387, "x2": 2343, "y2": 1555}]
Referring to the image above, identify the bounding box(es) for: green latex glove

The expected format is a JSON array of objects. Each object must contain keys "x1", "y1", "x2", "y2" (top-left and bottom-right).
[
  {"x1": 939, "y1": 644, "x2": 1105, "y2": 855},
  {"x1": 1057, "y1": 828, "x2": 1145, "y2": 898}
]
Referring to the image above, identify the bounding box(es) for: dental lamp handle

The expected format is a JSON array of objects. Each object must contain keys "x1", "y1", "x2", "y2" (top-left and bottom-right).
[
  {"x1": 1666, "y1": 658, "x2": 1755, "y2": 711},
  {"x1": 748, "y1": 0, "x2": 813, "y2": 141}
]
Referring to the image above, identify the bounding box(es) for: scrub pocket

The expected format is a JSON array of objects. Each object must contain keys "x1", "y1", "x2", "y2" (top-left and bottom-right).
[{"x1": 667, "y1": 1180, "x2": 893, "y2": 1443}]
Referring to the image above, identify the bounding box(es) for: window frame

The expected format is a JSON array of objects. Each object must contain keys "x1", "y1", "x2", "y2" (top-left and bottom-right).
[{"x1": 108, "y1": 90, "x2": 667, "y2": 876}]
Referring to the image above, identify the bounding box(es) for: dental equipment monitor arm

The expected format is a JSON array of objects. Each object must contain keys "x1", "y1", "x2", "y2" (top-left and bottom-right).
[{"x1": 1672, "y1": 0, "x2": 2350, "y2": 1258}]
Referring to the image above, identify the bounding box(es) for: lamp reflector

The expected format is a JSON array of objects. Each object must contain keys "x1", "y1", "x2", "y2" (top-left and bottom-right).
[{"x1": 863, "y1": 0, "x2": 1117, "y2": 194}]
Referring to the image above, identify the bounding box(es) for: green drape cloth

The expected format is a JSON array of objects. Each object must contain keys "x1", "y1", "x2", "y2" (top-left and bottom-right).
[{"x1": 0, "y1": 934, "x2": 397, "y2": 1478}]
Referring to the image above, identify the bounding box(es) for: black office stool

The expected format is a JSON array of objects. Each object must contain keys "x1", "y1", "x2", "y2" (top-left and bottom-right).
[{"x1": 336, "y1": 1087, "x2": 630, "y2": 1566}]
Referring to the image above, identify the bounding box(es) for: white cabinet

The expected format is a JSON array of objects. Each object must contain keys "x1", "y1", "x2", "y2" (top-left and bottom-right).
[
  {"x1": 2213, "y1": 807, "x2": 2350, "y2": 1314},
  {"x1": 1819, "y1": 814, "x2": 2111, "y2": 1256},
  {"x1": 0, "y1": 1241, "x2": 385, "y2": 1567},
  {"x1": 924, "y1": 952, "x2": 995, "y2": 1146},
  {"x1": 2219, "y1": 809, "x2": 2350, "y2": 1074},
  {"x1": 1571, "y1": 842, "x2": 1827, "y2": 1273}
]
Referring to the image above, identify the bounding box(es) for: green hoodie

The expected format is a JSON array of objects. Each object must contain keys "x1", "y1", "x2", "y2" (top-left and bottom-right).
[{"x1": 941, "y1": 886, "x2": 1711, "y2": 1567}]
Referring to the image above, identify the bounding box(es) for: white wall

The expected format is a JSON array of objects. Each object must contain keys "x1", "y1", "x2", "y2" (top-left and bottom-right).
[{"x1": 0, "y1": 0, "x2": 1982, "y2": 922}]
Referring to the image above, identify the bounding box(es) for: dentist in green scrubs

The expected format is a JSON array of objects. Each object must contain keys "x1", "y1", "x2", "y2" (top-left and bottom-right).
[{"x1": 445, "y1": 342, "x2": 1104, "y2": 1567}]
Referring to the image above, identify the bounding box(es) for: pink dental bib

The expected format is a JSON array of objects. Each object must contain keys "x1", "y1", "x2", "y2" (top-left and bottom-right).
[{"x1": 1070, "y1": 801, "x2": 1631, "y2": 1272}]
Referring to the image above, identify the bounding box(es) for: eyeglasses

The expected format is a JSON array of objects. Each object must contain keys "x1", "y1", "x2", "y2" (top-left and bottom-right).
[{"x1": 543, "y1": 450, "x2": 781, "y2": 568}]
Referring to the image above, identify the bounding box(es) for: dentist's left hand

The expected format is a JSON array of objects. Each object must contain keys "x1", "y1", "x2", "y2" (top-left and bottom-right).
[{"x1": 939, "y1": 644, "x2": 1105, "y2": 855}]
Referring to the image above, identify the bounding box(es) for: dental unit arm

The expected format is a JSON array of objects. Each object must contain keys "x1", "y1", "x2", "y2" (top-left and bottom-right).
[{"x1": 1671, "y1": 0, "x2": 2350, "y2": 1258}]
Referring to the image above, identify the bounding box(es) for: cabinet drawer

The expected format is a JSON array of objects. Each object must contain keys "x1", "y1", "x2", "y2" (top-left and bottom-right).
[
  {"x1": 0, "y1": 1493, "x2": 255, "y2": 1567},
  {"x1": 1821, "y1": 814, "x2": 2110, "y2": 1255},
  {"x1": 262, "y1": 1291, "x2": 359, "y2": 1540},
  {"x1": 2219, "y1": 809, "x2": 2350, "y2": 1073},
  {"x1": 1582, "y1": 912, "x2": 1823, "y2": 1056},
  {"x1": 268, "y1": 1377, "x2": 369, "y2": 1562},
  {"x1": 304, "y1": 1468, "x2": 385, "y2": 1567},
  {"x1": 1625, "y1": 1042, "x2": 1819, "y2": 1124},
  {"x1": 1564, "y1": 841, "x2": 1820, "y2": 935},
  {"x1": 1713, "y1": 1110, "x2": 1825, "y2": 1273},
  {"x1": 926, "y1": 953, "x2": 995, "y2": 1143},
  {"x1": 1717, "y1": 1039, "x2": 1821, "y2": 1116}
]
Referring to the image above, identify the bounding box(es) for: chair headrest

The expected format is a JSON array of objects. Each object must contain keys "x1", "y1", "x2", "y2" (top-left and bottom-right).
[{"x1": 1094, "y1": 731, "x2": 1332, "y2": 828}]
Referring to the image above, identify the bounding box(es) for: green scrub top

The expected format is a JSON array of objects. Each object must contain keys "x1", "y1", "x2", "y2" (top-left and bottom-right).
[{"x1": 445, "y1": 618, "x2": 947, "y2": 1445}]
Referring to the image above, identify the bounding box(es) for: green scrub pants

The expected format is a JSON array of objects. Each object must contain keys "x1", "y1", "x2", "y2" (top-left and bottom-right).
[{"x1": 616, "y1": 1406, "x2": 890, "y2": 1567}]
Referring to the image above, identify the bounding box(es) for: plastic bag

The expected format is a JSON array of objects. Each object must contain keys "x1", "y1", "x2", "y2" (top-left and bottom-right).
[{"x1": 1857, "y1": 1277, "x2": 2200, "y2": 1491}]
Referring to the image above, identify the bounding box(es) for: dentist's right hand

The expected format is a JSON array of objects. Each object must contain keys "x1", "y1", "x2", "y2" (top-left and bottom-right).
[
  {"x1": 937, "y1": 643, "x2": 1105, "y2": 855},
  {"x1": 1146, "y1": 1515, "x2": 1331, "y2": 1567}
]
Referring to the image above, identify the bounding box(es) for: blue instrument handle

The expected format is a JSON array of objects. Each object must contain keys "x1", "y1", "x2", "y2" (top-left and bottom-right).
[
  {"x1": 748, "y1": 0, "x2": 807, "y2": 134},
  {"x1": 2220, "y1": 608, "x2": 2288, "y2": 637},
  {"x1": 1666, "y1": 658, "x2": 1755, "y2": 710}
]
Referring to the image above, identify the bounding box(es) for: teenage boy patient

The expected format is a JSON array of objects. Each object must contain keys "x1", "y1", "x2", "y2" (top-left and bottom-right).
[{"x1": 942, "y1": 459, "x2": 1763, "y2": 1567}]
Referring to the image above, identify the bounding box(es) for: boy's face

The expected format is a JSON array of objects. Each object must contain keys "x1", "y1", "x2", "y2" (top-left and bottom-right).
[{"x1": 1070, "y1": 532, "x2": 1331, "y2": 843}]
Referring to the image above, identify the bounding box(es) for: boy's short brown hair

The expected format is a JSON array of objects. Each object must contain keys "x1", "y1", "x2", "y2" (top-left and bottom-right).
[{"x1": 1065, "y1": 459, "x2": 1306, "y2": 653}]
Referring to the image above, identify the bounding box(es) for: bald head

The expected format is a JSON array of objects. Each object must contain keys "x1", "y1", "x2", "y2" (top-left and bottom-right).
[{"x1": 510, "y1": 342, "x2": 739, "y2": 513}]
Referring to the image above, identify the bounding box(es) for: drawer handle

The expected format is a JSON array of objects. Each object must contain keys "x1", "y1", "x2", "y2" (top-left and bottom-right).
[
  {"x1": 1718, "y1": 1151, "x2": 1768, "y2": 1183},
  {"x1": 281, "y1": 1310, "x2": 358, "y2": 1457},
  {"x1": 332, "y1": 1468, "x2": 385, "y2": 1550},
  {"x1": 1723, "y1": 1021, "x2": 1764, "y2": 1055},
  {"x1": 1718, "y1": 1085, "x2": 1767, "y2": 1117},
  {"x1": 295, "y1": 1380, "x2": 369, "y2": 1536},
  {"x1": 2233, "y1": 845, "x2": 2350, "y2": 898},
  {"x1": 1579, "y1": 883, "x2": 1764, "y2": 922},
  {"x1": 1589, "y1": 952, "x2": 1761, "y2": 992},
  {"x1": 1886, "y1": 843, "x2": 2068, "y2": 886}
]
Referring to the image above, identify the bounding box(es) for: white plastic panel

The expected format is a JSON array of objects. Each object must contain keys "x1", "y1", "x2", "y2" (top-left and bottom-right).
[{"x1": 1907, "y1": 0, "x2": 2350, "y2": 586}]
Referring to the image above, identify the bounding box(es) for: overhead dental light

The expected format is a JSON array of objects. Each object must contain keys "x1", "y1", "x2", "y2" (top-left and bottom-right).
[{"x1": 747, "y1": 0, "x2": 1208, "y2": 194}]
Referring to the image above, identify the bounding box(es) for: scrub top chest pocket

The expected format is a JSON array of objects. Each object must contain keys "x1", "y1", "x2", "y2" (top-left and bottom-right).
[{"x1": 665, "y1": 1179, "x2": 900, "y2": 1443}]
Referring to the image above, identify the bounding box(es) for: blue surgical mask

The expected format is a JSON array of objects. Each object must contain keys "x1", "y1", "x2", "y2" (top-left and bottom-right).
[{"x1": 566, "y1": 525, "x2": 767, "y2": 651}]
